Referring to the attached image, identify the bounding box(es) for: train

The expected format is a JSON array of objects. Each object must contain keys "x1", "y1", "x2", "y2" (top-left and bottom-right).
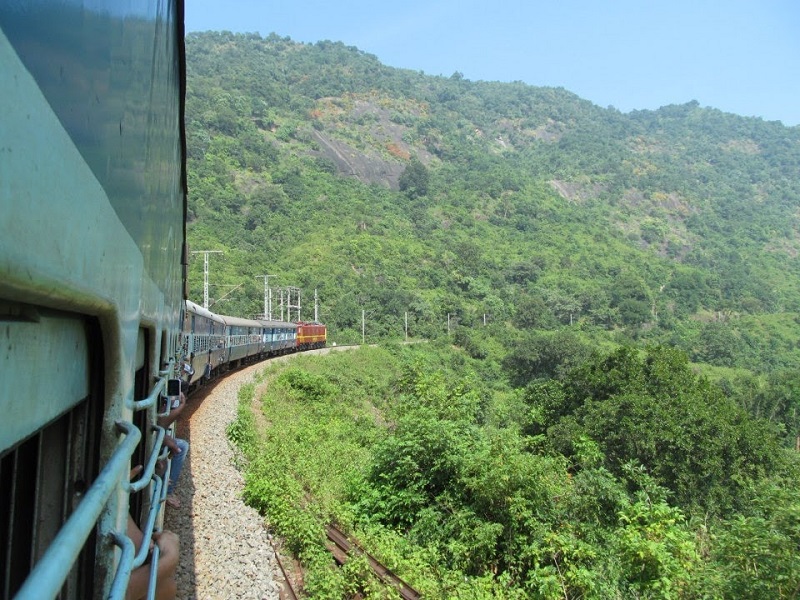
[
  {"x1": 180, "y1": 300, "x2": 326, "y2": 391},
  {"x1": 0, "y1": 2, "x2": 328, "y2": 597},
  {"x1": 0, "y1": 1, "x2": 186, "y2": 598}
]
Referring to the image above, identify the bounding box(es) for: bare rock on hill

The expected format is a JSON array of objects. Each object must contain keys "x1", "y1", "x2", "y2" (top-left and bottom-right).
[
  {"x1": 310, "y1": 130, "x2": 405, "y2": 189},
  {"x1": 307, "y1": 95, "x2": 434, "y2": 189}
]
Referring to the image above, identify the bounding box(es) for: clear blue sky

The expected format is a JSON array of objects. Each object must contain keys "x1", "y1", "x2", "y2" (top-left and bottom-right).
[{"x1": 185, "y1": 0, "x2": 799, "y2": 126}]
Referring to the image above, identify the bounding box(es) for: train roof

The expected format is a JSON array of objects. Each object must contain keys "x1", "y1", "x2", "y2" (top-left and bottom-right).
[
  {"x1": 219, "y1": 314, "x2": 263, "y2": 328},
  {"x1": 256, "y1": 319, "x2": 298, "y2": 329},
  {"x1": 186, "y1": 299, "x2": 225, "y2": 323},
  {"x1": 185, "y1": 299, "x2": 300, "y2": 329}
]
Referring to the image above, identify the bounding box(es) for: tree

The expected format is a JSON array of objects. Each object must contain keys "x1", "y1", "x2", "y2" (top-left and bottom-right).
[
  {"x1": 503, "y1": 330, "x2": 594, "y2": 386},
  {"x1": 708, "y1": 479, "x2": 800, "y2": 599},
  {"x1": 553, "y1": 346, "x2": 785, "y2": 514},
  {"x1": 515, "y1": 294, "x2": 557, "y2": 330},
  {"x1": 398, "y1": 157, "x2": 430, "y2": 198},
  {"x1": 610, "y1": 272, "x2": 653, "y2": 326},
  {"x1": 693, "y1": 321, "x2": 741, "y2": 367}
]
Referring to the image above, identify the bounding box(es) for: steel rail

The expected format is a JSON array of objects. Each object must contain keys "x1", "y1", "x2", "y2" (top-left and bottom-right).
[{"x1": 326, "y1": 524, "x2": 421, "y2": 600}]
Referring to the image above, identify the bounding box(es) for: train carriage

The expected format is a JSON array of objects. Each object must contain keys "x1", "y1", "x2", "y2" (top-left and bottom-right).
[
  {"x1": 257, "y1": 319, "x2": 299, "y2": 355},
  {"x1": 221, "y1": 315, "x2": 264, "y2": 366},
  {"x1": 0, "y1": 1, "x2": 187, "y2": 598},
  {"x1": 182, "y1": 300, "x2": 227, "y2": 387}
]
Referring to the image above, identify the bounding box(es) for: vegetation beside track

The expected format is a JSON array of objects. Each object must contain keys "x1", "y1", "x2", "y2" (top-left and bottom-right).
[{"x1": 230, "y1": 343, "x2": 800, "y2": 599}]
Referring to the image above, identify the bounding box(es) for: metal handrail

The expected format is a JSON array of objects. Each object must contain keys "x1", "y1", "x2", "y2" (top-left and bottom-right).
[
  {"x1": 159, "y1": 446, "x2": 172, "y2": 503},
  {"x1": 133, "y1": 475, "x2": 164, "y2": 568},
  {"x1": 130, "y1": 365, "x2": 173, "y2": 412},
  {"x1": 127, "y1": 426, "x2": 166, "y2": 493},
  {"x1": 110, "y1": 372, "x2": 177, "y2": 597},
  {"x1": 108, "y1": 531, "x2": 135, "y2": 600},
  {"x1": 146, "y1": 544, "x2": 162, "y2": 600},
  {"x1": 130, "y1": 377, "x2": 165, "y2": 411},
  {"x1": 13, "y1": 421, "x2": 141, "y2": 600}
]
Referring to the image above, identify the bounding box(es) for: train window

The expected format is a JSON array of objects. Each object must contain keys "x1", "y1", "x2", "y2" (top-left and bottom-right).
[
  {"x1": 0, "y1": 397, "x2": 103, "y2": 598},
  {"x1": 0, "y1": 307, "x2": 103, "y2": 599},
  {"x1": 0, "y1": 308, "x2": 89, "y2": 453},
  {"x1": 129, "y1": 329, "x2": 151, "y2": 524}
]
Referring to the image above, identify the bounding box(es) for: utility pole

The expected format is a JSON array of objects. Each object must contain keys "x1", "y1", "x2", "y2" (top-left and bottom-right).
[
  {"x1": 362, "y1": 309, "x2": 365, "y2": 345},
  {"x1": 314, "y1": 289, "x2": 319, "y2": 323},
  {"x1": 287, "y1": 286, "x2": 301, "y2": 321},
  {"x1": 405, "y1": 311, "x2": 408, "y2": 342},
  {"x1": 192, "y1": 250, "x2": 222, "y2": 309},
  {"x1": 255, "y1": 274, "x2": 275, "y2": 319},
  {"x1": 276, "y1": 288, "x2": 284, "y2": 321}
]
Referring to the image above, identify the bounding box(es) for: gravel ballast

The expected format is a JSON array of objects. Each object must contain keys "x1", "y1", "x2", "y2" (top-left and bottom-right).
[{"x1": 164, "y1": 361, "x2": 283, "y2": 600}]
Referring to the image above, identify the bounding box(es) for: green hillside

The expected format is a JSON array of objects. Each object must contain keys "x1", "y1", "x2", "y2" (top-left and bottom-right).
[
  {"x1": 187, "y1": 32, "x2": 800, "y2": 597},
  {"x1": 185, "y1": 31, "x2": 800, "y2": 370}
]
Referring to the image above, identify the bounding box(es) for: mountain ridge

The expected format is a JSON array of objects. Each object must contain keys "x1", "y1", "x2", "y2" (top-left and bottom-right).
[{"x1": 185, "y1": 30, "x2": 800, "y2": 374}]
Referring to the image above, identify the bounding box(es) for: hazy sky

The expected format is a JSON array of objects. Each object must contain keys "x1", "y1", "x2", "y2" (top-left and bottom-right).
[{"x1": 185, "y1": 0, "x2": 799, "y2": 126}]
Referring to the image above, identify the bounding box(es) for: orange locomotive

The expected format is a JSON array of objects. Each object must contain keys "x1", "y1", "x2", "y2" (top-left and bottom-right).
[{"x1": 296, "y1": 321, "x2": 328, "y2": 351}]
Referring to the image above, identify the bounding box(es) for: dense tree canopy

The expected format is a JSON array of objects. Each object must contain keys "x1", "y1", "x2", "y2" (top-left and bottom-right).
[
  {"x1": 536, "y1": 346, "x2": 786, "y2": 513},
  {"x1": 233, "y1": 344, "x2": 800, "y2": 598},
  {"x1": 398, "y1": 157, "x2": 430, "y2": 198},
  {"x1": 188, "y1": 31, "x2": 800, "y2": 595}
]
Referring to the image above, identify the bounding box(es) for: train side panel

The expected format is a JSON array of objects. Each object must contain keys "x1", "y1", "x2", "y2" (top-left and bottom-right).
[
  {"x1": 258, "y1": 320, "x2": 299, "y2": 355},
  {"x1": 0, "y1": 2, "x2": 186, "y2": 598},
  {"x1": 182, "y1": 300, "x2": 227, "y2": 386},
  {"x1": 221, "y1": 315, "x2": 265, "y2": 365}
]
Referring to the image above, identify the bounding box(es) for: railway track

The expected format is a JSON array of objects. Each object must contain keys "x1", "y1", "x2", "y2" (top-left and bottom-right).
[
  {"x1": 326, "y1": 525, "x2": 421, "y2": 600},
  {"x1": 272, "y1": 523, "x2": 422, "y2": 599},
  {"x1": 180, "y1": 349, "x2": 418, "y2": 599},
  {"x1": 267, "y1": 536, "x2": 300, "y2": 600}
]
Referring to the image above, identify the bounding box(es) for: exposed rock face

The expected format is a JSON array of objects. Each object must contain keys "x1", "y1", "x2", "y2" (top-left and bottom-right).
[
  {"x1": 310, "y1": 130, "x2": 405, "y2": 189},
  {"x1": 307, "y1": 94, "x2": 435, "y2": 189}
]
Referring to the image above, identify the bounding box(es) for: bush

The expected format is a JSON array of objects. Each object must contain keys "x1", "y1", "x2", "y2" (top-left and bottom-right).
[{"x1": 556, "y1": 346, "x2": 785, "y2": 514}]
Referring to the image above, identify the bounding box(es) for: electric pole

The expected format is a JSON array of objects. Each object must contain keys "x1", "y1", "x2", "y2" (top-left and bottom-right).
[
  {"x1": 256, "y1": 274, "x2": 275, "y2": 319},
  {"x1": 192, "y1": 250, "x2": 222, "y2": 309},
  {"x1": 287, "y1": 286, "x2": 301, "y2": 321}
]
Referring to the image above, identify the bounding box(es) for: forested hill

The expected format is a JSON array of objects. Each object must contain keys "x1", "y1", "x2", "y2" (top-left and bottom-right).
[
  {"x1": 185, "y1": 30, "x2": 800, "y2": 375},
  {"x1": 186, "y1": 32, "x2": 800, "y2": 596}
]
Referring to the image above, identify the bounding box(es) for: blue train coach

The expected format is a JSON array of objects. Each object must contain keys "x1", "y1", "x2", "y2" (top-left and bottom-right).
[{"x1": 0, "y1": 1, "x2": 187, "y2": 598}]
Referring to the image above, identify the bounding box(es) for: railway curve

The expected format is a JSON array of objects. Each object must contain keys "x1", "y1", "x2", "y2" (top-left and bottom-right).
[
  {"x1": 164, "y1": 347, "x2": 357, "y2": 599},
  {"x1": 165, "y1": 359, "x2": 284, "y2": 599}
]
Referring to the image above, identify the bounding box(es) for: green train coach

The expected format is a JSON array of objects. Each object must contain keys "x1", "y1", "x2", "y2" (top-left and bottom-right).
[{"x1": 0, "y1": 1, "x2": 188, "y2": 598}]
